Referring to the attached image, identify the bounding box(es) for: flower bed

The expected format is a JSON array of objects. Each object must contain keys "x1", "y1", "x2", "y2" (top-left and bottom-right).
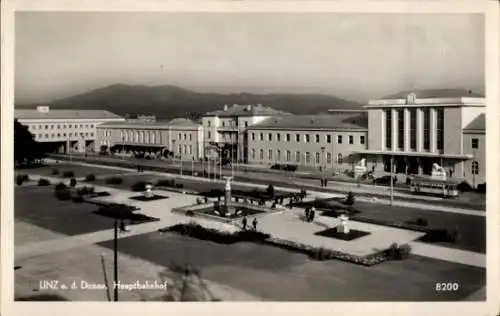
[{"x1": 351, "y1": 215, "x2": 429, "y2": 232}]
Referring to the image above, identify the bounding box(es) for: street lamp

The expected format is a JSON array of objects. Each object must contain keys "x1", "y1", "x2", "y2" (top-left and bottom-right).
[{"x1": 320, "y1": 147, "x2": 325, "y2": 187}]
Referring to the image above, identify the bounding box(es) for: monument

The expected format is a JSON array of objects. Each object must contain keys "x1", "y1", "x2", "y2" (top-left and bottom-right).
[
  {"x1": 144, "y1": 183, "x2": 154, "y2": 198},
  {"x1": 222, "y1": 176, "x2": 235, "y2": 216},
  {"x1": 431, "y1": 163, "x2": 447, "y2": 181},
  {"x1": 354, "y1": 158, "x2": 367, "y2": 179},
  {"x1": 337, "y1": 214, "x2": 350, "y2": 234}
]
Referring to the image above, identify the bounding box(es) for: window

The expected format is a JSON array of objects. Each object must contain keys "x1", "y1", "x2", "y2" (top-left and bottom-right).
[
  {"x1": 207, "y1": 131, "x2": 211, "y2": 139},
  {"x1": 90, "y1": 124, "x2": 94, "y2": 128},
  {"x1": 260, "y1": 133, "x2": 264, "y2": 141},
  {"x1": 85, "y1": 132, "x2": 88, "y2": 136},
  {"x1": 245, "y1": 121, "x2": 248, "y2": 127},
  {"x1": 252, "y1": 133, "x2": 255, "y2": 141},
  {"x1": 349, "y1": 135, "x2": 354, "y2": 144},
  {"x1": 69, "y1": 133, "x2": 73, "y2": 137},
  {"x1": 277, "y1": 150, "x2": 281, "y2": 161},
  {"x1": 305, "y1": 135, "x2": 310, "y2": 143},
  {"x1": 423, "y1": 108, "x2": 430, "y2": 151},
  {"x1": 178, "y1": 133, "x2": 181, "y2": 140},
  {"x1": 57, "y1": 125, "x2": 60, "y2": 129},
  {"x1": 268, "y1": 133, "x2": 272, "y2": 141},
  {"x1": 397, "y1": 109, "x2": 404, "y2": 149},
  {"x1": 385, "y1": 109, "x2": 392, "y2": 149},
  {"x1": 189, "y1": 145, "x2": 192, "y2": 155},
  {"x1": 69, "y1": 124, "x2": 72, "y2": 128},
  {"x1": 38, "y1": 125, "x2": 42, "y2": 129},
  {"x1": 296, "y1": 134, "x2": 300, "y2": 142},
  {"x1": 315, "y1": 134, "x2": 320, "y2": 143},
  {"x1": 472, "y1": 161, "x2": 479, "y2": 175},
  {"x1": 277, "y1": 133, "x2": 281, "y2": 141},
  {"x1": 80, "y1": 124, "x2": 83, "y2": 128},
  {"x1": 222, "y1": 121, "x2": 225, "y2": 127},
  {"x1": 268, "y1": 149, "x2": 273, "y2": 160},
  {"x1": 295, "y1": 151, "x2": 301, "y2": 163},
  {"x1": 51, "y1": 134, "x2": 55, "y2": 138},
  {"x1": 326, "y1": 153, "x2": 332, "y2": 164},
  {"x1": 315, "y1": 152, "x2": 320, "y2": 164},
  {"x1": 51, "y1": 125, "x2": 54, "y2": 129},
  {"x1": 410, "y1": 109, "x2": 417, "y2": 150},
  {"x1": 183, "y1": 133, "x2": 187, "y2": 140},
  {"x1": 44, "y1": 134, "x2": 48, "y2": 138},
  {"x1": 337, "y1": 135, "x2": 343, "y2": 144},
  {"x1": 326, "y1": 135, "x2": 331, "y2": 143},
  {"x1": 45, "y1": 125, "x2": 48, "y2": 129},
  {"x1": 207, "y1": 121, "x2": 211, "y2": 127},
  {"x1": 305, "y1": 152, "x2": 311, "y2": 164},
  {"x1": 360, "y1": 135, "x2": 365, "y2": 145},
  {"x1": 436, "y1": 108, "x2": 444, "y2": 151},
  {"x1": 337, "y1": 153, "x2": 343, "y2": 164},
  {"x1": 57, "y1": 133, "x2": 61, "y2": 137},
  {"x1": 286, "y1": 134, "x2": 291, "y2": 142},
  {"x1": 252, "y1": 149, "x2": 256, "y2": 159},
  {"x1": 472, "y1": 138, "x2": 479, "y2": 149},
  {"x1": 189, "y1": 134, "x2": 192, "y2": 141},
  {"x1": 63, "y1": 133, "x2": 66, "y2": 137},
  {"x1": 260, "y1": 149, "x2": 264, "y2": 160},
  {"x1": 286, "y1": 150, "x2": 291, "y2": 162}
]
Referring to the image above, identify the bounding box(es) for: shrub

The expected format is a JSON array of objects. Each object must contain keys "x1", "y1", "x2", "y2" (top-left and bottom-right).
[
  {"x1": 477, "y1": 183, "x2": 486, "y2": 193},
  {"x1": 396, "y1": 243, "x2": 412, "y2": 260},
  {"x1": 106, "y1": 176, "x2": 123, "y2": 185},
  {"x1": 69, "y1": 178, "x2": 77, "y2": 187},
  {"x1": 63, "y1": 171, "x2": 75, "y2": 178},
  {"x1": 415, "y1": 217, "x2": 428, "y2": 226},
  {"x1": 344, "y1": 191, "x2": 355, "y2": 205},
  {"x1": 16, "y1": 174, "x2": 29, "y2": 185},
  {"x1": 266, "y1": 184, "x2": 275, "y2": 196},
  {"x1": 55, "y1": 188, "x2": 72, "y2": 200},
  {"x1": 85, "y1": 174, "x2": 96, "y2": 182},
  {"x1": 72, "y1": 195, "x2": 85, "y2": 203},
  {"x1": 38, "y1": 178, "x2": 50, "y2": 186},
  {"x1": 457, "y1": 181, "x2": 473, "y2": 192},
  {"x1": 156, "y1": 179, "x2": 172, "y2": 187},
  {"x1": 420, "y1": 228, "x2": 458, "y2": 243},
  {"x1": 54, "y1": 182, "x2": 67, "y2": 191},
  {"x1": 131, "y1": 181, "x2": 148, "y2": 192},
  {"x1": 387, "y1": 243, "x2": 399, "y2": 259},
  {"x1": 186, "y1": 210, "x2": 195, "y2": 217},
  {"x1": 51, "y1": 169, "x2": 59, "y2": 175},
  {"x1": 77, "y1": 186, "x2": 95, "y2": 196}
]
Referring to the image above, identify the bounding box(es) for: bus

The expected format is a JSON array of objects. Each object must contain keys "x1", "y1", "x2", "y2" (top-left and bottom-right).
[{"x1": 409, "y1": 176, "x2": 460, "y2": 198}]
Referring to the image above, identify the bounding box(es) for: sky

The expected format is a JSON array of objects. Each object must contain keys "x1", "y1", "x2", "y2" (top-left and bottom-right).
[{"x1": 15, "y1": 12, "x2": 485, "y2": 104}]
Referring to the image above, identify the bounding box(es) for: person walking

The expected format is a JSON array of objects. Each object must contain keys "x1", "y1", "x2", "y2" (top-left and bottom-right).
[
  {"x1": 252, "y1": 218, "x2": 258, "y2": 231},
  {"x1": 242, "y1": 216, "x2": 248, "y2": 230},
  {"x1": 309, "y1": 207, "x2": 316, "y2": 222},
  {"x1": 305, "y1": 207, "x2": 310, "y2": 220}
]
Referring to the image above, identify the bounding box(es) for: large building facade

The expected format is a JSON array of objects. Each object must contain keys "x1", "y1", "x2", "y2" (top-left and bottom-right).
[
  {"x1": 357, "y1": 90, "x2": 485, "y2": 187},
  {"x1": 97, "y1": 117, "x2": 204, "y2": 160},
  {"x1": 246, "y1": 112, "x2": 368, "y2": 172},
  {"x1": 202, "y1": 104, "x2": 290, "y2": 163},
  {"x1": 15, "y1": 106, "x2": 125, "y2": 153}
]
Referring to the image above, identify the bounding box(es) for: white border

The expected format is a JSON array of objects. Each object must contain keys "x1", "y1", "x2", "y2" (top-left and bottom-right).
[{"x1": 2, "y1": 1, "x2": 499, "y2": 316}]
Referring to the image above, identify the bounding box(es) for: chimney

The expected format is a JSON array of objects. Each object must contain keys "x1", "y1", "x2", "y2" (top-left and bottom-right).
[
  {"x1": 223, "y1": 104, "x2": 228, "y2": 111},
  {"x1": 246, "y1": 104, "x2": 252, "y2": 111},
  {"x1": 36, "y1": 106, "x2": 50, "y2": 113}
]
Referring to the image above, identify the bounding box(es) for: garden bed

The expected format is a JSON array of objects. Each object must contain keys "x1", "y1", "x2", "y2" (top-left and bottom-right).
[
  {"x1": 314, "y1": 228, "x2": 371, "y2": 241},
  {"x1": 129, "y1": 194, "x2": 169, "y2": 202}
]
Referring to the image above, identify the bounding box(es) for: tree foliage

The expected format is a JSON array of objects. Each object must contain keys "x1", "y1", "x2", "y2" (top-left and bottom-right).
[{"x1": 14, "y1": 119, "x2": 45, "y2": 165}]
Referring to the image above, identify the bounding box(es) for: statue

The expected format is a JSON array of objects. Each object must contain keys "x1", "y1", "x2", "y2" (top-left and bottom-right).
[
  {"x1": 358, "y1": 158, "x2": 366, "y2": 167},
  {"x1": 223, "y1": 176, "x2": 234, "y2": 213},
  {"x1": 431, "y1": 163, "x2": 447, "y2": 180},
  {"x1": 144, "y1": 183, "x2": 153, "y2": 198}
]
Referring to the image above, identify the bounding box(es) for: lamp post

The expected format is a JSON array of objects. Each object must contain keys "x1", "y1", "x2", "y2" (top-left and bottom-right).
[
  {"x1": 113, "y1": 218, "x2": 119, "y2": 301},
  {"x1": 82, "y1": 135, "x2": 86, "y2": 157},
  {"x1": 191, "y1": 156, "x2": 194, "y2": 176},
  {"x1": 320, "y1": 147, "x2": 325, "y2": 187},
  {"x1": 67, "y1": 135, "x2": 72, "y2": 161},
  {"x1": 121, "y1": 134, "x2": 125, "y2": 161}
]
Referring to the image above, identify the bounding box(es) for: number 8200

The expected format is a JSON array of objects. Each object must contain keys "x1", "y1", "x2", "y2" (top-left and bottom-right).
[{"x1": 435, "y1": 282, "x2": 459, "y2": 291}]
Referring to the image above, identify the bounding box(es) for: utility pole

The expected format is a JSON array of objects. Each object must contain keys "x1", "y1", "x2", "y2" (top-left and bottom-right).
[{"x1": 320, "y1": 147, "x2": 325, "y2": 187}]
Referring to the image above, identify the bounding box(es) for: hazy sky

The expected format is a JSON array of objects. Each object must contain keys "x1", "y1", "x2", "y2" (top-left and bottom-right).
[{"x1": 15, "y1": 12, "x2": 484, "y2": 104}]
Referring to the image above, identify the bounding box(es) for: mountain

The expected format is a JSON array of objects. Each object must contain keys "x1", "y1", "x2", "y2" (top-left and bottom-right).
[{"x1": 17, "y1": 84, "x2": 362, "y2": 119}]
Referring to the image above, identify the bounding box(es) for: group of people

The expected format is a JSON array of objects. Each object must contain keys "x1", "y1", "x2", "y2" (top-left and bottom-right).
[
  {"x1": 136, "y1": 164, "x2": 145, "y2": 172},
  {"x1": 241, "y1": 216, "x2": 258, "y2": 231},
  {"x1": 304, "y1": 206, "x2": 316, "y2": 222},
  {"x1": 320, "y1": 178, "x2": 329, "y2": 188}
]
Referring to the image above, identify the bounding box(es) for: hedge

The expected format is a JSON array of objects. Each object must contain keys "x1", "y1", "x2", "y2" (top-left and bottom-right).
[
  {"x1": 38, "y1": 178, "x2": 51, "y2": 186},
  {"x1": 106, "y1": 176, "x2": 123, "y2": 185},
  {"x1": 63, "y1": 171, "x2": 75, "y2": 178}
]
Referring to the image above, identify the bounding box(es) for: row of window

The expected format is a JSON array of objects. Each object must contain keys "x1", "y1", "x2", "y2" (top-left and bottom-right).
[
  {"x1": 34, "y1": 132, "x2": 93, "y2": 139},
  {"x1": 251, "y1": 132, "x2": 365, "y2": 145},
  {"x1": 251, "y1": 149, "x2": 344, "y2": 164},
  {"x1": 206, "y1": 121, "x2": 249, "y2": 128},
  {"x1": 177, "y1": 133, "x2": 193, "y2": 141},
  {"x1": 30, "y1": 123, "x2": 95, "y2": 130}
]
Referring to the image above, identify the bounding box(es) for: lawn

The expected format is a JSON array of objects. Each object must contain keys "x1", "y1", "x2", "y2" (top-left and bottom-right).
[
  {"x1": 97, "y1": 232, "x2": 485, "y2": 301},
  {"x1": 14, "y1": 186, "x2": 149, "y2": 237},
  {"x1": 17, "y1": 163, "x2": 131, "y2": 179}
]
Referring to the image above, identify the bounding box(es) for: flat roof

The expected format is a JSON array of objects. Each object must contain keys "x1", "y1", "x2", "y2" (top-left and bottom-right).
[
  {"x1": 380, "y1": 89, "x2": 484, "y2": 100},
  {"x1": 15, "y1": 109, "x2": 123, "y2": 120},
  {"x1": 99, "y1": 118, "x2": 201, "y2": 129},
  {"x1": 204, "y1": 104, "x2": 291, "y2": 117},
  {"x1": 247, "y1": 113, "x2": 368, "y2": 131}
]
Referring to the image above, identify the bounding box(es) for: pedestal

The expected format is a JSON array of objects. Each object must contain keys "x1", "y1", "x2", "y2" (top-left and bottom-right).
[
  {"x1": 144, "y1": 184, "x2": 153, "y2": 198},
  {"x1": 337, "y1": 215, "x2": 350, "y2": 234}
]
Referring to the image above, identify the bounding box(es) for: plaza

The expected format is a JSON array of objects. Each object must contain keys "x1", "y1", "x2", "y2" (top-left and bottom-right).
[{"x1": 14, "y1": 161, "x2": 486, "y2": 301}]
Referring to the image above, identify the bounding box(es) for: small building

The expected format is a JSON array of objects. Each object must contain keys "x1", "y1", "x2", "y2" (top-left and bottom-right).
[
  {"x1": 96, "y1": 117, "x2": 203, "y2": 160},
  {"x1": 356, "y1": 89, "x2": 485, "y2": 187},
  {"x1": 246, "y1": 112, "x2": 368, "y2": 172},
  {"x1": 14, "y1": 106, "x2": 124, "y2": 154},
  {"x1": 201, "y1": 104, "x2": 291, "y2": 162}
]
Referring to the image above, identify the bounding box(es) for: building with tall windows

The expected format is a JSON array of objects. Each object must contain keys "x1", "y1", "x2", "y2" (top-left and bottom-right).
[
  {"x1": 15, "y1": 106, "x2": 124, "y2": 154},
  {"x1": 202, "y1": 104, "x2": 291, "y2": 162},
  {"x1": 246, "y1": 112, "x2": 368, "y2": 171},
  {"x1": 97, "y1": 117, "x2": 203, "y2": 160},
  {"x1": 356, "y1": 89, "x2": 485, "y2": 187}
]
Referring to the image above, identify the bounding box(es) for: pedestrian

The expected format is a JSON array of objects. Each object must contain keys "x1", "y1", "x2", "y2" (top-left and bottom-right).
[
  {"x1": 204, "y1": 196, "x2": 208, "y2": 203},
  {"x1": 119, "y1": 220, "x2": 128, "y2": 232},
  {"x1": 324, "y1": 179, "x2": 328, "y2": 187},
  {"x1": 309, "y1": 207, "x2": 316, "y2": 222},
  {"x1": 242, "y1": 216, "x2": 247, "y2": 230},
  {"x1": 305, "y1": 207, "x2": 310, "y2": 220},
  {"x1": 252, "y1": 218, "x2": 258, "y2": 231},
  {"x1": 289, "y1": 200, "x2": 293, "y2": 209}
]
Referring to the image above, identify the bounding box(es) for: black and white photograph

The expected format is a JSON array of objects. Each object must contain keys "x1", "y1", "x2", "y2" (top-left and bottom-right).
[{"x1": 1, "y1": 1, "x2": 499, "y2": 316}]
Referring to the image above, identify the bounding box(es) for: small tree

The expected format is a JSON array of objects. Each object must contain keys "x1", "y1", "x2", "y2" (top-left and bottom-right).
[{"x1": 344, "y1": 191, "x2": 355, "y2": 205}]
